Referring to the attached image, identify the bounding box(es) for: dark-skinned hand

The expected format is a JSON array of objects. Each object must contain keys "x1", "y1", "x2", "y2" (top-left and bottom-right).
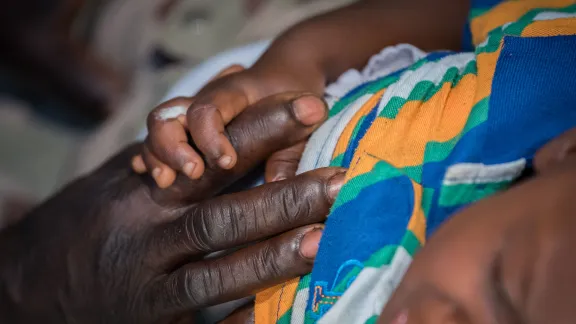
[
  {"x1": 223, "y1": 128, "x2": 576, "y2": 324},
  {"x1": 0, "y1": 93, "x2": 345, "y2": 323}
]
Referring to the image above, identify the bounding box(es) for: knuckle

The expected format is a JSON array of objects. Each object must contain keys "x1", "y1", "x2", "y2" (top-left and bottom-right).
[
  {"x1": 183, "y1": 209, "x2": 215, "y2": 253},
  {"x1": 198, "y1": 133, "x2": 224, "y2": 153},
  {"x1": 269, "y1": 154, "x2": 301, "y2": 167},
  {"x1": 189, "y1": 263, "x2": 228, "y2": 308},
  {"x1": 277, "y1": 184, "x2": 305, "y2": 226},
  {"x1": 179, "y1": 268, "x2": 205, "y2": 309},
  {"x1": 183, "y1": 202, "x2": 239, "y2": 253},
  {"x1": 187, "y1": 102, "x2": 218, "y2": 121},
  {"x1": 253, "y1": 242, "x2": 283, "y2": 281},
  {"x1": 302, "y1": 173, "x2": 330, "y2": 207}
]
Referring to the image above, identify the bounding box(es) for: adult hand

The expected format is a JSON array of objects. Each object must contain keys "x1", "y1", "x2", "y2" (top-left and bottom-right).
[
  {"x1": 378, "y1": 128, "x2": 576, "y2": 323},
  {"x1": 0, "y1": 93, "x2": 345, "y2": 323}
]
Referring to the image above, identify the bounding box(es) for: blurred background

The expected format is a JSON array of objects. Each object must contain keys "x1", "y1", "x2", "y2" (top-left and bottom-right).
[{"x1": 0, "y1": 0, "x2": 356, "y2": 225}]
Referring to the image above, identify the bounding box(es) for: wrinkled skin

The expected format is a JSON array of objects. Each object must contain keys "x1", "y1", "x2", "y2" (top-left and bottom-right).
[
  {"x1": 378, "y1": 128, "x2": 576, "y2": 324},
  {"x1": 0, "y1": 93, "x2": 345, "y2": 323},
  {"x1": 220, "y1": 128, "x2": 576, "y2": 324}
]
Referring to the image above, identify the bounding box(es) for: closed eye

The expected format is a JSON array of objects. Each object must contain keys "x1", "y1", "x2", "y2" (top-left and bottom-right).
[{"x1": 488, "y1": 250, "x2": 524, "y2": 324}]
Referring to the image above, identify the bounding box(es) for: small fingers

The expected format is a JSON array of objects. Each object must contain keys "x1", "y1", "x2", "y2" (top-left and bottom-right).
[
  {"x1": 131, "y1": 154, "x2": 147, "y2": 174},
  {"x1": 265, "y1": 141, "x2": 307, "y2": 182},
  {"x1": 147, "y1": 97, "x2": 206, "y2": 180},
  {"x1": 186, "y1": 75, "x2": 255, "y2": 170},
  {"x1": 142, "y1": 144, "x2": 177, "y2": 189},
  {"x1": 210, "y1": 64, "x2": 245, "y2": 82},
  {"x1": 152, "y1": 93, "x2": 328, "y2": 205}
]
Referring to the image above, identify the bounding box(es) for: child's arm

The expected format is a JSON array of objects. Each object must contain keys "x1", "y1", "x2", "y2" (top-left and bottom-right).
[
  {"x1": 134, "y1": 0, "x2": 471, "y2": 188},
  {"x1": 252, "y1": 0, "x2": 471, "y2": 94}
]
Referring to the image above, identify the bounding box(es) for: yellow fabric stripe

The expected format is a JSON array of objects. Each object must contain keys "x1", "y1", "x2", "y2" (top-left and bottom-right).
[
  {"x1": 474, "y1": 46, "x2": 501, "y2": 104},
  {"x1": 521, "y1": 17, "x2": 576, "y2": 36},
  {"x1": 470, "y1": 0, "x2": 574, "y2": 45},
  {"x1": 407, "y1": 180, "x2": 426, "y2": 244},
  {"x1": 354, "y1": 81, "x2": 472, "y2": 168},
  {"x1": 332, "y1": 90, "x2": 386, "y2": 158},
  {"x1": 346, "y1": 153, "x2": 380, "y2": 181},
  {"x1": 430, "y1": 74, "x2": 477, "y2": 143},
  {"x1": 255, "y1": 278, "x2": 299, "y2": 324}
]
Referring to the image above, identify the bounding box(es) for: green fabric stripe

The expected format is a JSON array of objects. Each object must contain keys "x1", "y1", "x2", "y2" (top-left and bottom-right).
[
  {"x1": 470, "y1": 7, "x2": 492, "y2": 19},
  {"x1": 330, "y1": 153, "x2": 345, "y2": 167},
  {"x1": 401, "y1": 230, "x2": 422, "y2": 256},
  {"x1": 329, "y1": 75, "x2": 399, "y2": 117},
  {"x1": 379, "y1": 60, "x2": 477, "y2": 119},
  {"x1": 423, "y1": 97, "x2": 489, "y2": 164},
  {"x1": 364, "y1": 245, "x2": 398, "y2": 268},
  {"x1": 365, "y1": 315, "x2": 379, "y2": 324},
  {"x1": 328, "y1": 234, "x2": 420, "y2": 304},
  {"x1": 439, "y1": 181, "x2": 512, "y2": 207},
  {"x1": 408, "y1": 56, "x2": 431, "y2": 71},
  {"x1": 332, "y1": 64, "x2": 482, "y2": 211},
  {"x1": 277, "y1": 309, "x2": 292, "y2": 324},
  {"x1": 402, "y1": 165, "x2": 422, "y2": 183},
  {"x1": 332, "y1": 244, "x2": 400, "y2": 292},
  {"x1": 422, "y1": 188, "x2": 435, "y2": 218},
  {"x1": 297, "y1": 274, "x2": 312, "y2": 291},
  {"x1": 332, "y1": 160, "x2": 404, "y2": 210},
  {"x1": 379, "y1": 97, "x2": 405, "y2": 118},
  {"x1": 476, "y1": 4, "x2": 576, "y2": 54},
  {"x1": 332, "y1": 265, "x2": 364, "y2": 293},
  {"x1": 332, "y1": 162, "x2": 431, "y2": 211},
  {"x1": 328, "y1": 49, "x2": 455, "y2": 118},
  {"x1": 305, "y1": 312, "x2": 314, "y2": 324},
  {"x1": 276, "y1": 275, "x2": 310, "y2": 324}
]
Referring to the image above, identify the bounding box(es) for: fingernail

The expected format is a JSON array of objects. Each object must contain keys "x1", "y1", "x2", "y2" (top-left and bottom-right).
[
  {"x1": 293, "y1": 95, "x2": 327, "y2": 126},
  {"x1": 327, "y1": 171, "x2": 346, "y2": 202},
  {"x1": 152, "y1": 168, "x2": 162, "y2": 181},
  {"x1": 183, "y1": 162, "x2": 196, "y2": 178},
  {"x1": 131, "y1": 155, "x2": 146, "y2": 173},
  {"x1": 218, "y1": 155, "x2": 233, "y2": 169},
  {"x1": 272, "y1": 174, "x2": 287, "y2": 182},
  {"x1": 300, "y1": 228, "x2": 323, "y2": 259}
]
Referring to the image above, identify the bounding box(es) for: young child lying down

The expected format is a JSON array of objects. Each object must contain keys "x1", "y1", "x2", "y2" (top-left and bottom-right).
[{"x1": 132, "y1": 0, "x2": 576, "y2": 322}]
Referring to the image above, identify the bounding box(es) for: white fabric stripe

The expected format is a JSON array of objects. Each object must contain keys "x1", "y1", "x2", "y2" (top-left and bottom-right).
[
  {"x1": 325, "y1": 44, "x2": 426, "y2": 107},
  {"x1": 296, "y1": 94, "x2": 372, "y2": 174},
  {"x1": 376, "y1": 53, "x2": 475, "y2": 116},
  {"x1": 290, "y1": 287, "x2": 309, "y2": 324},
  {"x1": 534, "y1": 11, "x2": 576, "y2": 21},
  {"x1": 318, "y1": 247, "x2": 412, "y2": 324},
  {"x1": 442, "y1": 159, "x2": 526, "y2": 185}
]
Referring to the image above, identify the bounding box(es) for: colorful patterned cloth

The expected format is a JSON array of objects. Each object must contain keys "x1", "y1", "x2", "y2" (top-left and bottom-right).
[{"x1": 255, "y1": 0, "x2": 576, "y2": 323}]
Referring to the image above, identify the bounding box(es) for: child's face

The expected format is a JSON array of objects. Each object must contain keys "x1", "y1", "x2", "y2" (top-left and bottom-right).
[{"x1": 378, "y1": 129, "x2": 576, "y2": 324}]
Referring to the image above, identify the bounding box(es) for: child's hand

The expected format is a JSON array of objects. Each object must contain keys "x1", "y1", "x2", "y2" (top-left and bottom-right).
[{"x1": 132, "y1": 65, "x2": 327, "y2": 188}]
